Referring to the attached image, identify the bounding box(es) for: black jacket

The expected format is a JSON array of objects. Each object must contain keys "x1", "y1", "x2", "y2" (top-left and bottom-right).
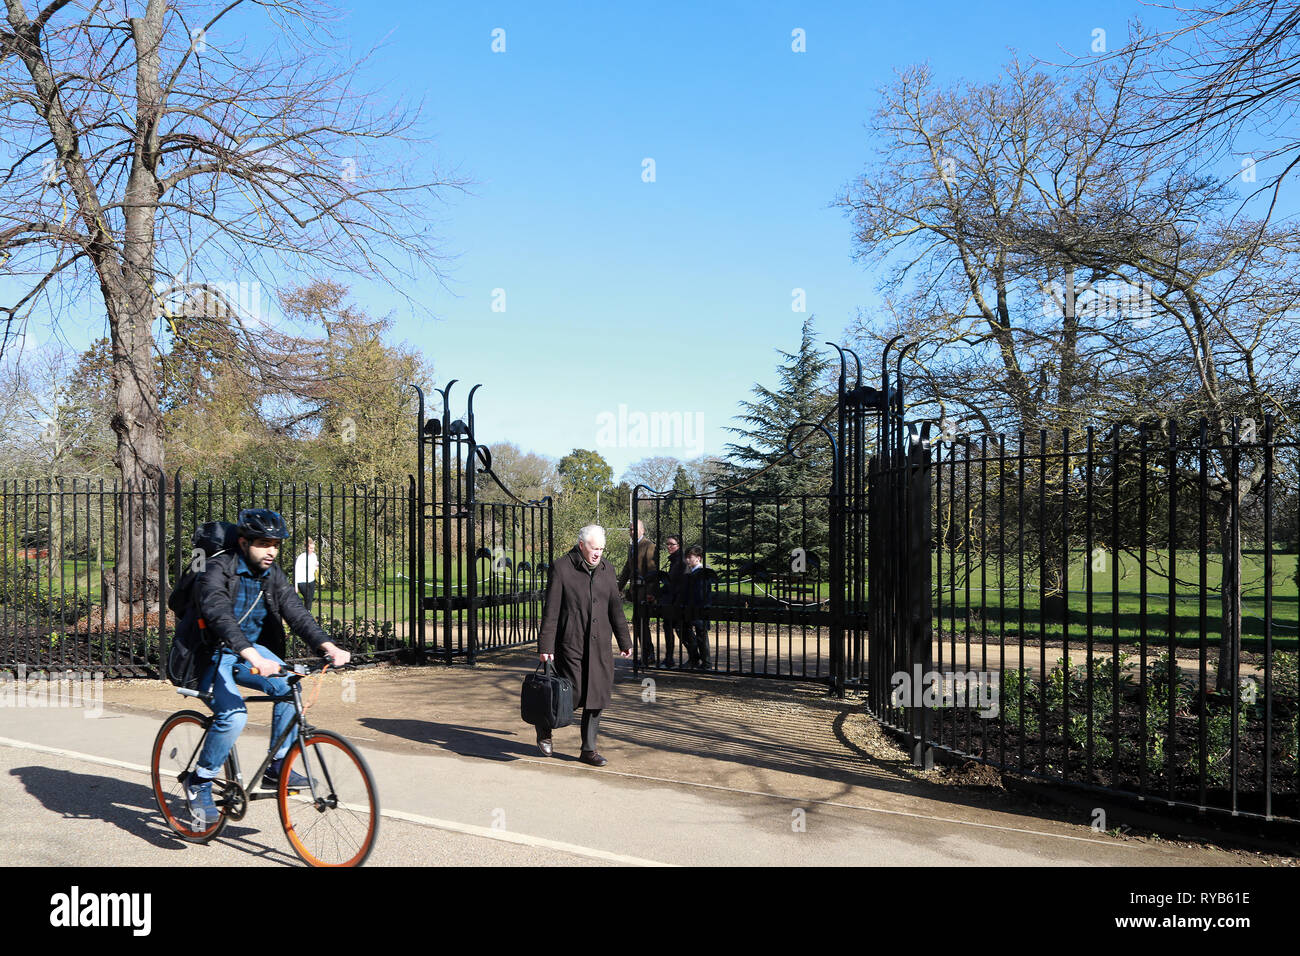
[
  {"x1": 660, "y1": 550, "x2": 686, "y2": 605},
  {"x1": 196, "y1": 550, "x2": 331, "y2": 658},
  {"x1": 681, "y1": 565, "x2": 713, "y2": 616}
]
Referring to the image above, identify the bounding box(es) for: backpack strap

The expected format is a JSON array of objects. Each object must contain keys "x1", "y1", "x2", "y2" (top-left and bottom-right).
[{"x1": 237, "y1": 587, "x2": 263, "y2": 627}]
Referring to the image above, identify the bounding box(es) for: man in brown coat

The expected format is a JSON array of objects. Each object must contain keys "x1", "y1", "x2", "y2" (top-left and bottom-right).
[
  {"x1": 617, "y1": 519, "x2": 658, "y2": 662},
  {"x1": 538, "y1": 524, "x2": 632, "y2": 766}
]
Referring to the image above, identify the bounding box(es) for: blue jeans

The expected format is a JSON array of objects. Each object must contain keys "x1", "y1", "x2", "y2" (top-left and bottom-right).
[{"x1": 194, "y1": 645, "x2": 296, "y2": 780}]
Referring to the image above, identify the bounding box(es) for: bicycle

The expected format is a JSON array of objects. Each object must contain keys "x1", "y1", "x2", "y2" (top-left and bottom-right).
[{"x1": 150, "y1": 661, "x2": 379, "y2": 867}]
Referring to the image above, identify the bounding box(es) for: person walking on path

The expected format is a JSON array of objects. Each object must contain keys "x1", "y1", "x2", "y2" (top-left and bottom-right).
[
  {"x1": 294, "y1": 538, "x2": 319, "y2": 611},
  {"x1": 537, "y1": 524, "x2": 632, "y2": 766}
]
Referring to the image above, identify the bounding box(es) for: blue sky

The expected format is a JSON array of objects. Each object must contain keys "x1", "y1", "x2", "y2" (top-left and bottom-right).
[
  {"x1": 13, "y1": 0, "x2": 1198, "y2": 478},
  {"x1": 327, "y1": 0, "x2": 1171, "y2": 477}
]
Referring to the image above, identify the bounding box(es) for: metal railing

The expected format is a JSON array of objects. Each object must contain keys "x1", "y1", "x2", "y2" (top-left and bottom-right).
[
  {"x1": 870, "y1": 413, "x2": 1300, "y2": 825},
  {"x1": 0, "y1": 473, "x2": 414, "y2": 674}
]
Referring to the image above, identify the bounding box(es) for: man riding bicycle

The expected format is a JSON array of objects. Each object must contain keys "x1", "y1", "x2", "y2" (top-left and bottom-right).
[{"x1": 186, "y1": 509, "x2": 351, "y2": 824}]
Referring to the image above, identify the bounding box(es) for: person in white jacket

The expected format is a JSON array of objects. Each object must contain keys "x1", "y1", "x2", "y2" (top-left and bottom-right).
[{"x1": 294, "y1": 538, "x2": 320, "y2": 610}]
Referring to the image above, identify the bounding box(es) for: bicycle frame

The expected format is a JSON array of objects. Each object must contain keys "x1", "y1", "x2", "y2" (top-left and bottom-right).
[{"x1": 176, "y1": 671, "x2": 335, "y2": 814}]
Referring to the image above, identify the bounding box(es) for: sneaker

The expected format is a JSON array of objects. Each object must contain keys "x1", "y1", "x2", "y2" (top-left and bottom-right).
[
  {"x1": 186, "y1": 776, "x2": 217, "y2": 828},
  {"x1": 262, "y1": 758, "x2": 309, "y2": 790}
]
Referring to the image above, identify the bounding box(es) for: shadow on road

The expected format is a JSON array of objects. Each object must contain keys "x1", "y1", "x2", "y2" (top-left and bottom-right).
[
  {"x1": 8, "y1": 765, "x2": 301, "y2": 866},
  {"x1": 358, "y1": 718, "x2": 533, "y2": 761}
]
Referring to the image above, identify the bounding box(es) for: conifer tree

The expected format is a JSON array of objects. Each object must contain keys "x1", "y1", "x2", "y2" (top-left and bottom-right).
[{"x1": 712, "y1": 318, "x2": 837, "y2": 576}]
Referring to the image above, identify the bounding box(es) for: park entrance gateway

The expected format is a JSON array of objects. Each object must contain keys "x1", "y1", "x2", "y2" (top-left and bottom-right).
[
  {"x1": 4, "y1": 341, "x2": 1297, "y2": 831},
  {"x1": 409, "y1": 381, "x2": 554, "y2": 664}
]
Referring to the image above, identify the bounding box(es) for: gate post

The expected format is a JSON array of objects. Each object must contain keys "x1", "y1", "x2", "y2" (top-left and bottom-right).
[
  {"x1": 440, "y1": 383, "x2": 454, "y2": 664},
  {"x1": 907, "y1": 438, "x2": 934, "y2": 769},
  {"x1": 157, "y1": 470, "x2": 169, "y2": 667},
  {"x1": 408, "y1": 475, "x2": 421, "y2": 661},
  {"x1": 410, "y1": 384, "x2": 427, "y2": 662},
  {"x1": 829, "y1": 449, "x2": 845, "y2": 699},
  {"x1": 465, "y1": 386, "x2": 482, "y2": 665},
  {"x1": 631, "y1": 489, "x2": 641, "y2": 675}
]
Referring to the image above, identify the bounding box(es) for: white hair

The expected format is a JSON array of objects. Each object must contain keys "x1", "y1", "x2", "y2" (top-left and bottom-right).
[{"x1": 577, "y1": 524, "x2": 606, "y2": 546}]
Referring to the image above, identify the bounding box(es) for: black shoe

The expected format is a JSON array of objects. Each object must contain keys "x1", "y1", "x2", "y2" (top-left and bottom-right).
[
  {"x1": 579, "y1": 750, "x2": 608, "y2": 767},
  {"x1": 660, "y1": 658, "x2": 675, "y2": 669},
  {"x1": 537, "y1": 736, "x2": 554, "y2": 757}
]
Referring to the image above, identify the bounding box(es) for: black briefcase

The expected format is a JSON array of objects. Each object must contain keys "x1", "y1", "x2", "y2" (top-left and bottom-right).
[{"x1": 520, "y1": 660, "x2": 574, "y2": 729}]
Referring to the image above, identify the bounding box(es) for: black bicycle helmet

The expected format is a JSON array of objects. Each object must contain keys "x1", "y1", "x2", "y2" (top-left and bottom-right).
[{"x1": 236, "y1": 508, "x2": 289, "y2": 541}]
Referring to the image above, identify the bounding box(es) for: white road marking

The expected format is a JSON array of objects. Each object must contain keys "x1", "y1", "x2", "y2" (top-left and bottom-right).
[
  {"x1": 0, "y1": 735, "x2": 152, "y2": 777},
  {"x1": 0, "y1": 735, "x2": 671, "y2": 867},
  {"x1": 1, "y1": 731, "x2": 1135, "y2": 852}
]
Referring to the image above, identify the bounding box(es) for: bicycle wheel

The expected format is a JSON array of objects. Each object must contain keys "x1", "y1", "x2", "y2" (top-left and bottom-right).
[
  {"x1": 150, "y1": 709, "x2": 234, "y2": 843},
  {"x1": 276, "y1": 730, "x2": 379, "y2": 867}
]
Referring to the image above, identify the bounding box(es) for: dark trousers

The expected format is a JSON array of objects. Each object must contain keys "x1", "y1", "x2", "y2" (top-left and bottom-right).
[
  {"x1": 580, "y1": 708, "x2": 601, "y2": 752},
  {"x1": 690, "y1": 619, "x2": 710, "y2": 667},
  {"x1": 632, "y1": 605, "x2": 654, "y2": 660},
  {"x1": 537, "y1": 708, "x2": 601, "y2": 752},
  {"x1": 664, "y1": 609, "x2": 696, "y2": 664},
  {"x1": 297, "y1": 582, "x2": 315, "y2": 611}
]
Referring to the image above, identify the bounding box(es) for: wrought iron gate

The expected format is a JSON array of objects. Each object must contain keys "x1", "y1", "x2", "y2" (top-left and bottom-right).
[
  {"x1": 631, "y1": 343, "x2": 892, "y2": 693},
  {"x1": 410, "y1": 381, "x2": 553, "y2": 664}
]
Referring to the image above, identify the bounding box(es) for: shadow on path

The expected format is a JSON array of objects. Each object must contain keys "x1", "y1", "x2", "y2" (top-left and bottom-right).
[{"x1": 9, "y1": 765, "x2": 300, "y2": 866}]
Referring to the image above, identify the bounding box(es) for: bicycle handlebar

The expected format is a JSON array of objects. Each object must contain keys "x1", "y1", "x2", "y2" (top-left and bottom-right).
[{"x1": 249, "y1": 661, "x2": 359, "y2": 680}]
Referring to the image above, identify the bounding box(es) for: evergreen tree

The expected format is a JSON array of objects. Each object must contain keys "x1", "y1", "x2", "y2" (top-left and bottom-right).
[
  {"x1": 553, "y1": 449, "x2": 620, "y2": 556},
  {"x1": 712, "y1": 318, "x2": 837, "y2": 576}
]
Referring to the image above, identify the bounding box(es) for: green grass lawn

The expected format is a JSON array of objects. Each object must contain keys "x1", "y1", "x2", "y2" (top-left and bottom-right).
[
  {"x1": 934, "y1": 548, "x2": 1299, "y2": 648},
  {"x1": 11, "y1": 546, "x2": 1300, "y2": 649}
]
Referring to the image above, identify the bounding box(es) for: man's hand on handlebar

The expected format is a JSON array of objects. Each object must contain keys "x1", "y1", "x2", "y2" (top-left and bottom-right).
[
  {"x1": 320, "y1": 642, "x2": 351, "y2": 668},
  {"x1": 241, "y1": 649, "x2": 281, "y2": 676}
]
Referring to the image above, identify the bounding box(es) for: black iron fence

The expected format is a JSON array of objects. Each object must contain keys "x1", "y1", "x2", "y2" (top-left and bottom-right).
[
  {"x1": 870, "y1": 411, "x2": 1300, "y2": 825},
  {"x1": 1, "y1": 473, "x2": 413, "y2": 674}
]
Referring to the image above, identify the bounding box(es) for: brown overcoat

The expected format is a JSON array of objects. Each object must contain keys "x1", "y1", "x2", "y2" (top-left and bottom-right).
[
  {"x1": 617, "y1": 537, "x2": 658, "y2": 593},
  {"x1": 538, "y1": 547, "x2": 632, "y2": 710}
]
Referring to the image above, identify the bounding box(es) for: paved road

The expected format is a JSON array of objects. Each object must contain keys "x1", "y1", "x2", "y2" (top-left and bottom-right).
[{"x1": 0, "y1": 697, "x2": 1227, "y2": 867}]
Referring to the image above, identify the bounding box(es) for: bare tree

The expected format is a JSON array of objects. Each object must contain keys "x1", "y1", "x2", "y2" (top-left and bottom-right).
[
  {"x1": 840, "y1": 52, "x2": 1300, "y2": 691},
  {"x1": 0, "y1": 0, "x2": 462, "y2": 612},
  {"x1": 621, "y1": 455, "x2": 683, "y2": 493},
  {"x1": 1121, "y1": 1, "x2": 1300, "y2": 206},
  {"x1": 0, "y1": 339, "x2": 115, "y2": 477},
  {"x1": 836, "y1": 52, "x2": 1211, "y2": 436}
]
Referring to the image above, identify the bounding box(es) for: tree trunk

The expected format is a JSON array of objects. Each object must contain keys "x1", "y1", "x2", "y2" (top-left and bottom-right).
[
  {"x1": 98, "y1": 2, "x2": 168, "y2": 620},
  {"x1": 101, "y1": 284, "x2": 164, "y2": 617}
]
